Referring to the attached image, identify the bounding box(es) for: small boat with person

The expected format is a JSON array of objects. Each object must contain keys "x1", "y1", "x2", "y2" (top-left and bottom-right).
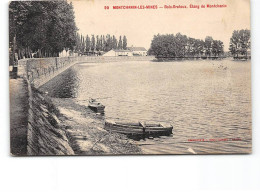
[
  {"x1": 88, "y1": 98, "x2": 105, "y2": 113},
  {"x1": 104, "y1": 120, "x2": 173, "y2": 140}
]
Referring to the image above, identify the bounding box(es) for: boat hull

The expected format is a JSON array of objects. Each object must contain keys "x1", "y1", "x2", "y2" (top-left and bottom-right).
[
  {"x1": 88, "y1": 105, "x2": 105, "y2": 113},
  {"x1": 88, "y1": 99, "x2": 105, "y2": 113},
  {"x1": 104, "y1": 121, "x2": 173, "y2": 140}
]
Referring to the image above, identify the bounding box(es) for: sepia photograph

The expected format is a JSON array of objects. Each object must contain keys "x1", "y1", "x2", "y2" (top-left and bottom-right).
[{"x1": 9, "y1": 0, "x2": 251, "y2": 156}]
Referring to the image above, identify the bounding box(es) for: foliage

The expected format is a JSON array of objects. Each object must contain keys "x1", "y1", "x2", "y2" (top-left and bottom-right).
[
  {"x1": 229, "y1": 29, "x2": 251, "y2": 58},
  {"x1": 123, "y1": 36, "x2": 127, "y2": 50},
  {"x1": 118, "y1": 36, "x2": 123, "y2": 50},
  {"x1": 91, "y1": 35, "x2": 95, "y2": 52},
  {"x1": 85, "y1": 35, "x2": 91, "y2": 53},
  {"x1": 212, "y1": 40, "x2": 224, "y2": 57},
  {"x1": 75, "y1": 34, "x2": 128, "y2": 54},
  {"x1": 9, "y1": 0, "x2": 78, "y2": 58},
  {"x1": 148, "y1": 33, "x2": 224, "y2": 59},
  {"x1": 112, "y1": 35, "x2": 118, "y2": 49}
]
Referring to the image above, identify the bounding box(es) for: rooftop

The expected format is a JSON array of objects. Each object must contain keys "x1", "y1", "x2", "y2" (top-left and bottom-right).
[
  {"x1": 127, "y1": 47, "x2": 147, "y2": 51},
  {"x1": 113, "y1": 49, "x2": 132, "y2": 52}
]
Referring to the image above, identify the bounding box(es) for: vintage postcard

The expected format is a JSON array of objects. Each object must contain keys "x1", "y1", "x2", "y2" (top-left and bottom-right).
[{"x1": 9, "y1": 0, "x2": 251, "y2": 156}]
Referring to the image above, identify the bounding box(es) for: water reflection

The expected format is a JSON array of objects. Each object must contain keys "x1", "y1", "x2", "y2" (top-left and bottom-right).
[{"x1": 40, "y1": 67, "x2": 79, "y2": 98}]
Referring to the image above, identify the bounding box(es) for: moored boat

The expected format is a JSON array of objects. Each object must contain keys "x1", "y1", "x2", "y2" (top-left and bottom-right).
[
  {"x1": 88, "y1": 98, "x2": 105, "y2": 113},
  {"x1": 104, "y1": 120, "x2": 173, "y2": 140}
]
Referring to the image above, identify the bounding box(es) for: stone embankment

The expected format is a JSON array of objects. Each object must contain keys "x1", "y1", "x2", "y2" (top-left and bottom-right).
[
  {"x1": 26, "y1": 83, "x2": 74, "y2": 155},
  {"x1": 10, "y1": 78, "x2": 74, "y2": 156},
  {"x1": 11, "y1": 56, "x2": 79, "y2": 155},
  {"x1": 18, "y1": 56, "x2": 155, "y2": 88}
]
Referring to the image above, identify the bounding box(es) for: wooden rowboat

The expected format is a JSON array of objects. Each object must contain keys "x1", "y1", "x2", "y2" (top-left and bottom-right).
[
  {"x1": 104, "y1": 120, "x2": 173, "y2": 140},
  {"x1": 88, "y1": 98, "x2": 105, "y2": 113}
]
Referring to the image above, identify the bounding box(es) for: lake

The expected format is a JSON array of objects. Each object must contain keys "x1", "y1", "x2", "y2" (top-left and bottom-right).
[{"x1": 42, "y1": 59, "x2": 251, "y2": 154}]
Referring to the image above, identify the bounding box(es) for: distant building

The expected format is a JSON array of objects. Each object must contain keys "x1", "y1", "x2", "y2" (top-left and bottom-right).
[
  {"x1": 103, "y1": 49, "x2": 133, "y2": 57},
  {"x1": 103, "y1": 47, "x2": 147, "y2": 57},
  {"x1": 127, "y1": 47, "x2": 147, "y2": 56}
]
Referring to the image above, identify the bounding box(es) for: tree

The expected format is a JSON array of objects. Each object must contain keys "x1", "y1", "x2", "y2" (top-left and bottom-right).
[
  {"x1": 91, "y1": 35, "x2": 95, "y2": 52},
  {"x1": 123, "y1": 36, "x2": 127, "y2": 50},
  {"x1": 118, "y1": 36, "x2": 123, "y2": 50},
  {"x1": 197, "y1": 40, "x2": 205, "y2": 56},
  {"x1": 9, "y1": 1, "x2": 78, "y2": 58},
  {"x1": 175, "y1": 33, "x2": 187, "y2": 58},
  {"x1": 102, "y1": 35, "x2": 106, "y2": 51},
  {"x1": 96, "y1": 35, "x2": 101, "y2": 51},
  {"x1": 104, "y1": 34, "x2": 112, "y2": 51},
  {"x1": 239, "y1": 29, "x2": 250, "y2": 57},
  {"x1": 229, "y1": 29, "x2": 250, "y2": 58},
  {"x1": 149, "y1": 34, "x2": 176, "y2": 58},
  {"x1": 112, "y1": 35, "x2": 118, "y2": 49},
  {"x1": 100, "y1": 35, "x2": 103, "y2": 51},
  {"x1": 187, "y1": 37, "x2": 196, "y2": 57},
  {"x1": 212, "y1": 40, "x2": 224, "y2": 57},
  {"x1": 80, "y1": 35, "x2": 85, "y2": 53},
  {"x1": 204, "y1": 36, "x2": 213, "y2": 57},
  {"x1": 85, "y1": 35, "x2": 91, "y2": 52},
  {"x1": 75, "y1": 33, "x2": 81, "y2": 53},
  {"x1": 229, "y1": 30, "x2": 240, "y2": 57},
  {"x1": 149, "y1": 33, "x2": 224, "y2": 59},
  {"x1": 79, "y1": 34, "x2": 128, "y2": 53}
]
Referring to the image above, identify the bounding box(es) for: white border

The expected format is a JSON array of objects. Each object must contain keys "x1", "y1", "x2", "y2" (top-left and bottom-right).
[{"x1": 1, "y1": 1, "x2": 259, "y2": 193}]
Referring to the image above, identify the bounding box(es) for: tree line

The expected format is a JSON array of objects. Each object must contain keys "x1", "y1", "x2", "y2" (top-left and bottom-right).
[
  {"x1": 229, "y1": 29, "x2": 250, "y2": 59},
  {"x1": 148, "y1": 33, "x2": 224, "y2": 59},
  {"x1": 9, "y1": 0, "x2": 129, "y2": 60},
  {"x1": 75, "y1": 34, "x2": 128, "y2": 55},
  {"x1": 9, "y1": 0, "x2": 78, "y2": 60}
]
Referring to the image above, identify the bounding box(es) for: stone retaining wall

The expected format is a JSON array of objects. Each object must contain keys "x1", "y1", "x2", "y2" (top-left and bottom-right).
[
  {"x1": 26, "y1": 81, "x2": 74, "y2": 155},
  {"x1": 18, "y1": 56, "x2": 154, "y2": 88},
  {"x1": 18, "y1": 57, "x2": 78, "y2": 88}
]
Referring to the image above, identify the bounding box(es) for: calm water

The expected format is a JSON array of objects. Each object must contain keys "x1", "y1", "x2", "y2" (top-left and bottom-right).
[{"x1": 42, "y1": 59, "x2": 251, "y2": 154}]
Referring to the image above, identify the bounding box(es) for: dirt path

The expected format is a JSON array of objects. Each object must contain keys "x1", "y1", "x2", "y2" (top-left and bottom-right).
[{"x1": 10, "y1": 78, "x2": 28, "y2": 156}]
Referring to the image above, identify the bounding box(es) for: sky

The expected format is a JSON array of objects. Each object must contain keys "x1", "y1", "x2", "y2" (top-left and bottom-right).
[{"x1": 70, "y1": 0, "x2": 251, "y2": 51}]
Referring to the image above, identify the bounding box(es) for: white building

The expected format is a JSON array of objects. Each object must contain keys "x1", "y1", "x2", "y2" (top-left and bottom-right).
[
  {"x1": 103, "y1": 47, "x2": 147, "y2": 57},
  {"x1": 127, "y1": 47, "x2": 147, "y2": 56},
  {"x1": 103, "y1": 49, "x2": 133, "y2": 57}
]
